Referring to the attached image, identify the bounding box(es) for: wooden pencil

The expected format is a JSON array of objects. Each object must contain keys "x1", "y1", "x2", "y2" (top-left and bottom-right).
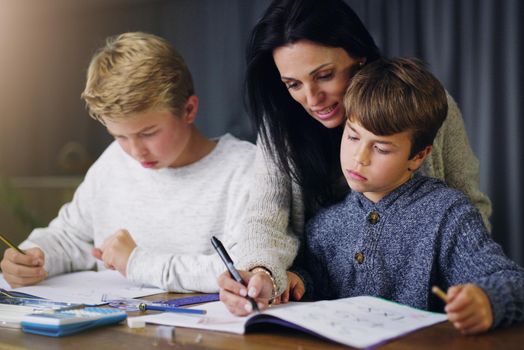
[
  {"x1": 431, "y1": 286, "x2": 448, "y2": 303},
  {"x1": 0, "y1": 233, "x2": 25, "y2": 255}
]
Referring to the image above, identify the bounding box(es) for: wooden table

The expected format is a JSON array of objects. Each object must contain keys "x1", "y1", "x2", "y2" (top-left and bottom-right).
[{"x1": 1, "y1": 293, "x2": 523, "y2": 350}]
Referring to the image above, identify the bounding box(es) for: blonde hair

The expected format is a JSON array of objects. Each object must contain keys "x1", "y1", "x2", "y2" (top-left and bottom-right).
[
  {"x1": 344, "y1": 57, "x2": 448, "y2": 158},
  {"x1": 81, "y1": 32, "x2": 194, "y2": 122}
]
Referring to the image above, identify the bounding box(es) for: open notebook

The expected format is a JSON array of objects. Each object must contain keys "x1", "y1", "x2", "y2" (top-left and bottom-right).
[{"x1": 130, "y1": 295, "x2": 447, "y2": 349}]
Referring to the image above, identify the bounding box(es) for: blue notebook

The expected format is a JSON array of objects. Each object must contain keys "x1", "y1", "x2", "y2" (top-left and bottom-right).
[{"x1": 21, "y1": 307, "x2": 127, "y2": 337}]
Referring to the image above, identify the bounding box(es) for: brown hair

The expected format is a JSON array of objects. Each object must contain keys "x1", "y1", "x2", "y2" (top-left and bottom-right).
[
  {"x1": 81, "y1": 32, "x2": 194, "y2": 122},
  {"x1": 344, "y1": 57, "x2": 448, "y2": 158}
]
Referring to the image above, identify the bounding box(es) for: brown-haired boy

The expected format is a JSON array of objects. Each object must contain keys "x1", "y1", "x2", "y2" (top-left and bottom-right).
[{"x1": 255, "y1": 58, "x2": 524, "y2": 334}]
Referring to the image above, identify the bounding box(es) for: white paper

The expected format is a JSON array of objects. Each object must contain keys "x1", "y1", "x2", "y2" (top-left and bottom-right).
[
  {"x1": 262, "y1": 296, "x2": 447, "y2": 348},
  {"x1": 0, "y1": 270, "x2": 164, "y2": 305},
  {"x1": 129, "y1": 299, "x2": 286, "y2": 334},
  {"x1": 130, "y1": 296, "x2": 447, "y2": 349}
]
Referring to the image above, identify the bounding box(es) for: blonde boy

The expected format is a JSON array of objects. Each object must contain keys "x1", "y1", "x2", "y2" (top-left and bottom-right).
[{"x1": 0, "y1": 32, "x2": 257, "y2": 292}]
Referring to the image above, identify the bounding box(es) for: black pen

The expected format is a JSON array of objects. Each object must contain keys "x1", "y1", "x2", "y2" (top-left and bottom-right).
[
  {"x1": 211, "y1": 236, "x2": 259, "y2": 312},
  {"x1": 138, "y1": 303, "x2": 206, "y2": 315}
]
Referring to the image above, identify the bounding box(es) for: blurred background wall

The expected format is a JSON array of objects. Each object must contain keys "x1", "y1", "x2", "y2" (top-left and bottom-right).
[{"x1": 0, "y1": 0, "x2": 522, "y2": 265}]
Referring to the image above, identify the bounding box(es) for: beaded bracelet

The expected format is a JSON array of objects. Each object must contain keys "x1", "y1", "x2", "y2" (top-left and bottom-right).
[{"x1": 250, "y1": 266, "x2": 278, "y2": 305}]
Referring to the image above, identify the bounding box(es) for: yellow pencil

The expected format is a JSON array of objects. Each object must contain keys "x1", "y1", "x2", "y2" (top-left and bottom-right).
[
  {"x1": 0, "y1": 233, "x2": 25, "y2": 255},
  {"x1": 431, "y1": 286, "x2": 448, "y2": 303}
]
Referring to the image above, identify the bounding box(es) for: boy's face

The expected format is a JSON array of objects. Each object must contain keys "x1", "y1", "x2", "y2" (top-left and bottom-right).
[
  {"x1": 104, "y1": 106, "x2": 195, "y2": 169},
  {"x1": 340, "y1": 119, "x2": 427, "y2": 203}
]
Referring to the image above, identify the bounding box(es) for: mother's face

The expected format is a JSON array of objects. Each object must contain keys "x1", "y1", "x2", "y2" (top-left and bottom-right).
[{"x1": 273, "y1": 40, "x2": 363, "y2": 129}]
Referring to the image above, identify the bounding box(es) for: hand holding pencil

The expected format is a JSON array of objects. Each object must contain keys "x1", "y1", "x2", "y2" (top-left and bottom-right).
[
  {"x1": 432, "y1": 284, "x2": 493, "y2": 335},
  {"x1": 0, "y1": 233, "x2": 47, "y2": 288}
]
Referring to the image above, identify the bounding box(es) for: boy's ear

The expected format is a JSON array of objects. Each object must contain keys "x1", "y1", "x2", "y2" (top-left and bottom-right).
[
  {"x1": 182, "y1": 95, "x2": 199, "y2": 123},
  {"x1": 408, "y1": 145, "x2": 432, "y2": 172}
]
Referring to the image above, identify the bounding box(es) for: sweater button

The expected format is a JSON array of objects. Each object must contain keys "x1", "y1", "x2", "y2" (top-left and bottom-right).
[
  {"x1": 355, "y1": 252, "x2": 365, "y2": 264},
  {"x1": 367, "y1": 211, "x2": 380, "y2": 224}
]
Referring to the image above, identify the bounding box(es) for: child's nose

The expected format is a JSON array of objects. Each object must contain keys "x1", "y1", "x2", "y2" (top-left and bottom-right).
[
  {"x1": 130, "y1": 139, "x2": 147, "y2": 158},
  {"x1": 354, "y1": 146, "x2": 369, "y2": 165}
]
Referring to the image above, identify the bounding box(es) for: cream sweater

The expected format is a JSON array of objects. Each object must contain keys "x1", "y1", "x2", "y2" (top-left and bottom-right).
[
  {"x1": 21, "y1": 134, "x2": 257, "y2": 293},
  {"x1": 241, "y1": 94, "x2": 492, "y2": 294}
]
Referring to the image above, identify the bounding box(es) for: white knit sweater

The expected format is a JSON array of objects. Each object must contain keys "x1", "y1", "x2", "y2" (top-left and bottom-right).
[{"x1": 21, "y1": 134, "x2": 256, "y2": 293}]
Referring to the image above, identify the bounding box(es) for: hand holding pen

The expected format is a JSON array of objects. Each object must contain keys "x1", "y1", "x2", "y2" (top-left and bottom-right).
[
  {"x1": 211, "y1": 236, "x2": 261, "y2": 314},
  {"x1": 432, "y1": 284, "x2": 493, "y2": 335},
  {"x1": 0, "y1": 233, "x2": 47, "y2": 288}
]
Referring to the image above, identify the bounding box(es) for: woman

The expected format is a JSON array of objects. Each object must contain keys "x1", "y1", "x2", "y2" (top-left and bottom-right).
[{"x1": 218, "y1": 0, "x2": 491, "y2": 315}]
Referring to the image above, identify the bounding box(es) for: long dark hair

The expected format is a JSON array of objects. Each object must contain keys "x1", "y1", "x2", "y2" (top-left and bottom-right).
[{"x1": 245, "y1": 0, "x2": 381, "y2": 214}]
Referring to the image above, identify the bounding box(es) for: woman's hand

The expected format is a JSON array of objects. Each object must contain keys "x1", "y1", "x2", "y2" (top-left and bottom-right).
[{"x1": 218, "y1": 269, "x2": 275, "y2": 316}]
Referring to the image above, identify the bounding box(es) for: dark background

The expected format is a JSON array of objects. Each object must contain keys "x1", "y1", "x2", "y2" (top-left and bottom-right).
[{"x1": 0, "y1": 0, "x2": 522, "y2": 265}]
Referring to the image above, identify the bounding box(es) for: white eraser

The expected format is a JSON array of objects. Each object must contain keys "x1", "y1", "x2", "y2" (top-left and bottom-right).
[{"x1": 127, "y1": 317, "x2": 146, "y2": 328}]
